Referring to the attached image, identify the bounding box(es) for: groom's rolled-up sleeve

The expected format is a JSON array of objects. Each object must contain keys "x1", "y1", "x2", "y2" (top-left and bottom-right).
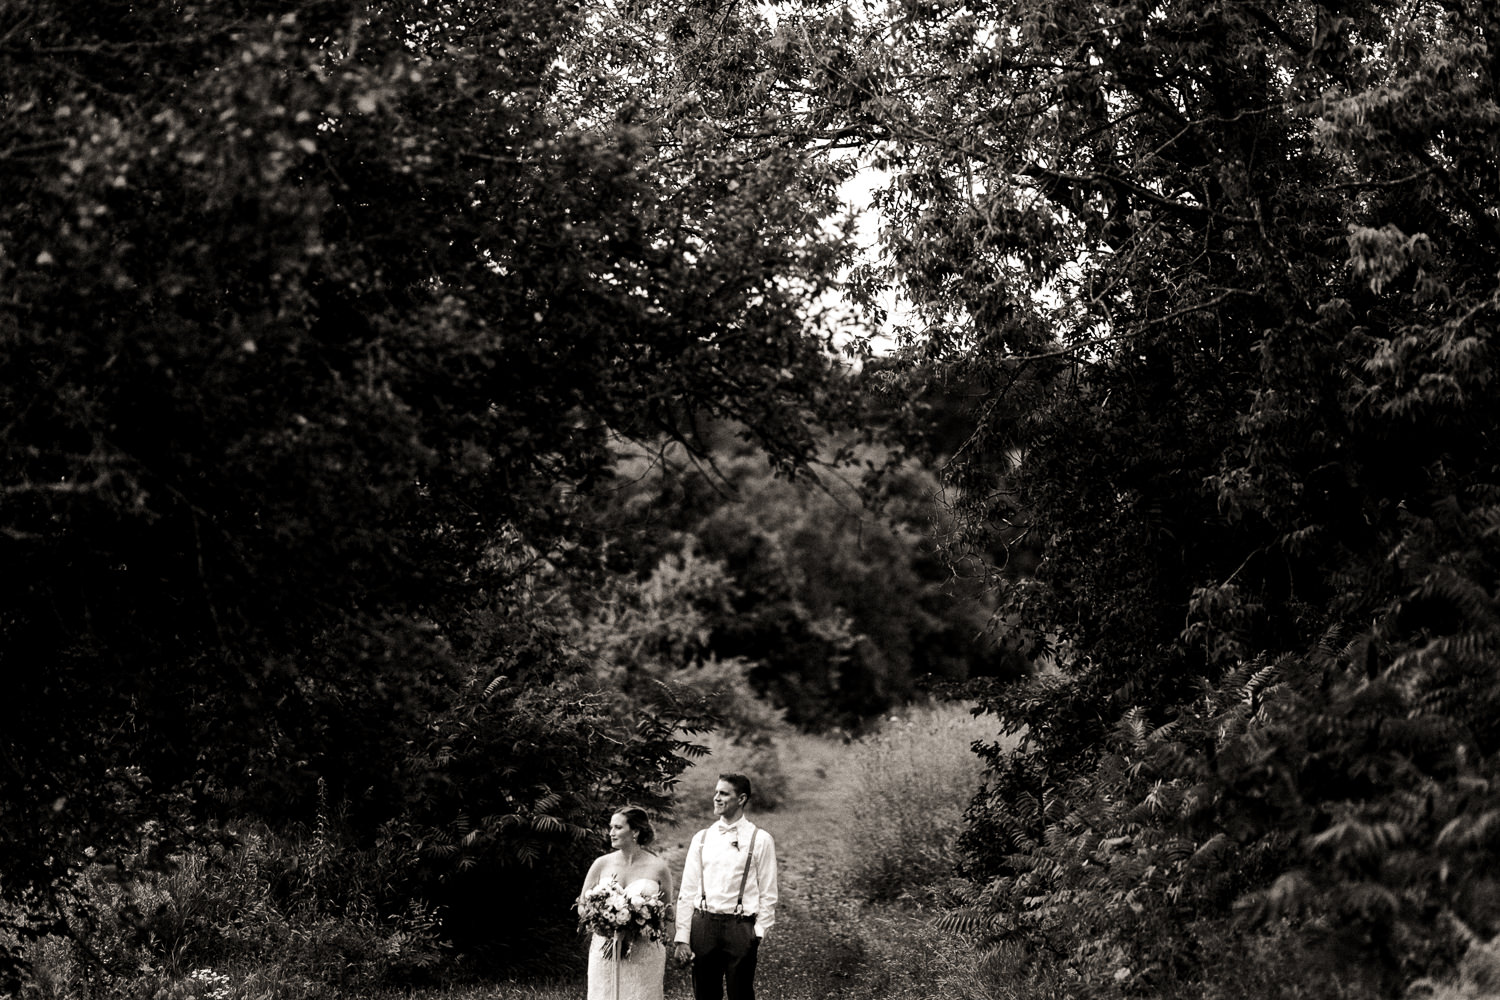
[
  {"x1": 675, "y1": 831, "x2": 701, "y2": 943},
  {"x1": 755, "y1": 833, "x2": 778, "y2": 938}
]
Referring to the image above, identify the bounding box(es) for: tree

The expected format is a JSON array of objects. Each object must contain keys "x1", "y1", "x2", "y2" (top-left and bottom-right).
[
  {"x1": 0, "y1": 0, "x2": 854, "y2": 981},
  {"x1": 576, "y1": 424, "x2": 1017, "y2": 731},
  {"x1": 634, "y1": 0, "x2": 1500, "y2": 993}
]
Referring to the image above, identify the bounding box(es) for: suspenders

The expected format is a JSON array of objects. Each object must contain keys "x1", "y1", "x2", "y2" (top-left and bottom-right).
[{"x1": 697, "y1": 825, "x2": 759, "y2": 916}]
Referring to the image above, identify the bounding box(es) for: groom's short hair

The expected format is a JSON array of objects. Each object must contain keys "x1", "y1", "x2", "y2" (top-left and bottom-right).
[{"x1": 719, "y1": 772, "x2": 752, "y2": 800}]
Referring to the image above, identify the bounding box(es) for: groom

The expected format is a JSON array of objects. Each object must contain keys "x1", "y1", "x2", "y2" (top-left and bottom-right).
[{"x1": 673, "y1": 773, "x2": 779, "y2": 1000}]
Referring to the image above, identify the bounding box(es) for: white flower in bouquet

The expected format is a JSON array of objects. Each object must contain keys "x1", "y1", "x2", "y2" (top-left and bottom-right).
[{"x1": 576, "y1": 876, "x2": 666, "y2": 959}]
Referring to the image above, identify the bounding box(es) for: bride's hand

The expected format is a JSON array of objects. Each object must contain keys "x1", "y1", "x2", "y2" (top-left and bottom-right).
[{"x1": 672, "y1": 941, "x2": 693, "y2": 965}]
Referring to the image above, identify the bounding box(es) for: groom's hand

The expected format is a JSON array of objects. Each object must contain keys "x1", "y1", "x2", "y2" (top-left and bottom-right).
[{"x1": 672, "y1": 942, "x2": 693, "y2": 965}]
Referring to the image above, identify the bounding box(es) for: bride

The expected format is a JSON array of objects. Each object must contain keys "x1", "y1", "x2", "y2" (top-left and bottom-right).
[{"x1": 580, "y1": 807, "x2": 675, "y2": 1000}]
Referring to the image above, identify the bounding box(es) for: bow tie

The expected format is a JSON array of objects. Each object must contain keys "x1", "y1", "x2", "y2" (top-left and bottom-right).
[{"x1": 717, "y1": 824, "x2": 741, "y2": 847}]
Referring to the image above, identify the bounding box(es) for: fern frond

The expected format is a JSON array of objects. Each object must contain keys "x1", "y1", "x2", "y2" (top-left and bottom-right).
[
  {"x1": 936, "y1": 906, "x2": 990, "y2": 937},
  {"x1": 1006, "y1": 852, "x2": 1064, "y2": 881},
  {"x1": 1149, "y1": 718, "x2": 1180, "y2": 742},
  {"x1": 1011, "y1": 791, "x2": 1041, "y2": 826},
  {"x1": 993, "y1": 809, "x2": 1040, "y2": 852},
  {"x1": 1044, "y1": 823, "x2": 1074, "y2": 851},
  {"x1": 532, "y1": 815, "x2": 565, "y2": 835},
  {"x1": 1187, "y1": 832, "x2": 1235, "y2": 873},
  {"x1": 1379, "y1": 714, "x2": 1462, "y2": 756},
  {"x1": 1435, "y1": 809, "x2": 1500, "y2": 850},
  {"x1": 1409, "y1": 567, "x2": 1498, "y2": 630},
  {"x1": 1308, "y1": 819, "x2": 1404, "y2": 863},
  {"x1": 1315, "y1": 623, "x2": 1350, "y2": 660},
  {"x1": 1243, "y1": 661, "x2": 1282, "y2": 710},
  {"x1": 1118, "y1": 706, "x2": 1149, "y2": 747},
  {"x1": 1161, "y1": 838, "x2": 1196, "y2": 866},
  {"x1": 1236, "y1": 869, "x2": 1312, "y2": 923},
  {"x1": 1338, "y1": 881, "x2": 1400, "y2": 919}
]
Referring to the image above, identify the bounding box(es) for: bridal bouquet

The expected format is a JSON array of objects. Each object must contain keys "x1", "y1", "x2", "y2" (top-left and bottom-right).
[{"x1": 576, "y1": 876, "x2": 668, "y2": 959}]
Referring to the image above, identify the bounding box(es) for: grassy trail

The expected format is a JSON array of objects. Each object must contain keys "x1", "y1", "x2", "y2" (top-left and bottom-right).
[{"x1": 653, "y1": 732, "x2": 860, "y2": 999}]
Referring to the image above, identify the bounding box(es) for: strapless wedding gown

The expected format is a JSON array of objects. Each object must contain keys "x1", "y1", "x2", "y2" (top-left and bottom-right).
[{"x1": 587, "y1": 878, "x2": 666, "y2": 1000}]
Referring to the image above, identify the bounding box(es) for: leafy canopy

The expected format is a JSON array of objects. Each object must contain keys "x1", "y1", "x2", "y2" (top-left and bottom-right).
[
  {"x1": 626, "y1": 0, "x2": 1500, "y2": 993},
  {"x1": 0, "y1": 0, "x2": 859, "y2": 981}
]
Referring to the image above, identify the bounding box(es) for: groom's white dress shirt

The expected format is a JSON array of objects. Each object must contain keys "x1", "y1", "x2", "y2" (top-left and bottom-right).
[{"x1": 675, "y1": 817, "x2": 779, "y2": 940}]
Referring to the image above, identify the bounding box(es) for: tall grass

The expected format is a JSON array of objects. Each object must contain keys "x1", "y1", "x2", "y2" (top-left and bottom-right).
[
  {"x1": 733, "y1": 700, "x2": 1016, "y2": 1000},
  {"x1": 840, "y1": 700, "x2": 1002, "y2": 903}
]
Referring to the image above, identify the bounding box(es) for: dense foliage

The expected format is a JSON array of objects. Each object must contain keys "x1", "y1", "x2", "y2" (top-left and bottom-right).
[
  {"x1": 758, "y1": 0, "x2": 1500, "y2": 995},
  {"x1": 573, "y1": 426, "x2": 1016, "y2": 731},
  {"x1": 11, "y1": 0, "x2": 1499, "y2": 995},
  {"x1": 558, "y1": 0, "x2": 1500, "y2": 994},
  {"x1": 0, "y1": 0, "x2": 860, "y2": 986}
]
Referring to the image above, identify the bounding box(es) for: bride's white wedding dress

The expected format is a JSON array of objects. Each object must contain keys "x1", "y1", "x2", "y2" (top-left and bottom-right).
[{"x1": 587, "y1": 878, "x2": 666, "y2": 1000}]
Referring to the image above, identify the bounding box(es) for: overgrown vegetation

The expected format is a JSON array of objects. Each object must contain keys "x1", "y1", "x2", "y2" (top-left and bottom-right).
[
  {"x1": 0, "y1": 0, "x2": 863, "y2": 986},
  {"x1": 753, "y1": 703, "x2": 1010, "y2": 1000},
  {"x1": 814, "y1": 0, "x2": 1500, "y2": 997},
  {"x1": 9, "y1": 0, "x2": 1500, "y2": 997},
  {"x1": 2, "y1": 5, "x2": 1002, "y2": 993},
  {"x1": 16, "y1": 807, "x2": 446, "y2": 1000},
  {"x1": 841, "y1": 703, "x2": 995, "y2": 902},
  {"x1": 555, "y1": 0, "x2": 1500, "y2": 994},
  {"x1": 14, "y1": 705, "x2": 998, "y2": 1000}
]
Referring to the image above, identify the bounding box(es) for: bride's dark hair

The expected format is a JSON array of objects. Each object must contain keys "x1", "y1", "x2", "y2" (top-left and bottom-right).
[{"x1": 618, "y1": 806, "x2": 655, "y2": 849}]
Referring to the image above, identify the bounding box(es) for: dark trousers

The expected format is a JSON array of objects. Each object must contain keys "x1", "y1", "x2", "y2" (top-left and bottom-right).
[{"x1": 689, "y1": 910, "x2": 760, "y2": 1000}]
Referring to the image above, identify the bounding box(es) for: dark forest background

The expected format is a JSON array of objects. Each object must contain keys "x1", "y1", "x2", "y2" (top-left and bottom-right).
[{"x1": 4, "y1": 1, "x2": 1500, "y2": 998}]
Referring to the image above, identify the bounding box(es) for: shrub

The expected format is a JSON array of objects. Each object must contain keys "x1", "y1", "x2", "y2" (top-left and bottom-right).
[{"x1": 20, "y1": 818, "x2": 446, "y2": 1000}]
